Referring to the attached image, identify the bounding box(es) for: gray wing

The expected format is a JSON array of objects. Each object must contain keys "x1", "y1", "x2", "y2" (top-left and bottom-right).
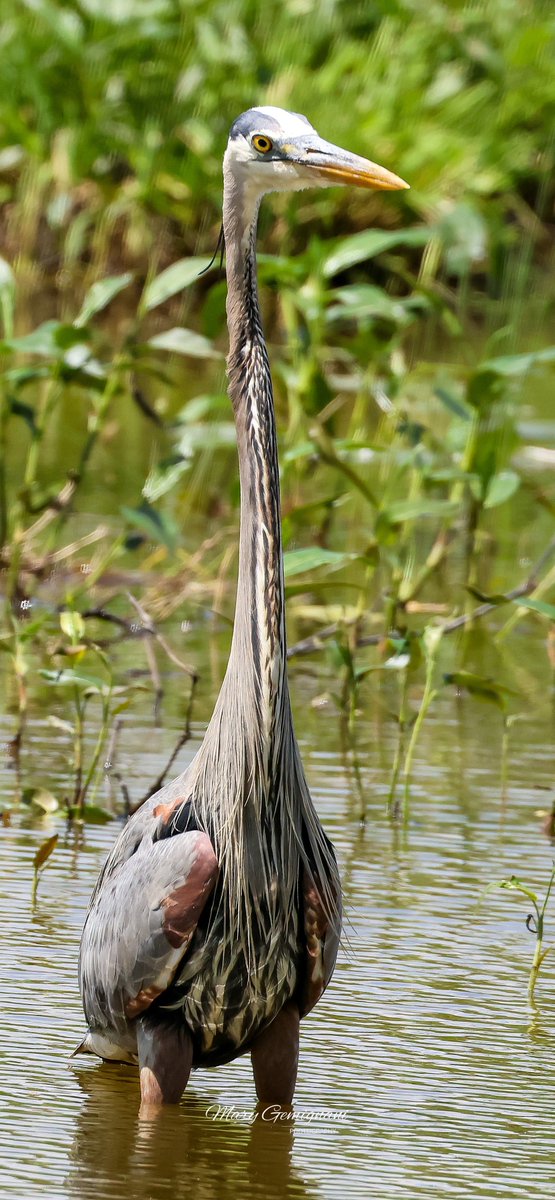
[{"x1": 79, "y1": 827, "x2": 218, "y2": 1033}]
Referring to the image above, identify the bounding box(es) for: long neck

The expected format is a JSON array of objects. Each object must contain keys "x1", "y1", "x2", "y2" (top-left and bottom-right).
[
  {"x1": 187, "y1": 175, "x2": 340, "y2": 933},
  {"x1": 207, "y1": 176, "x2": 290, "y2": 762}
]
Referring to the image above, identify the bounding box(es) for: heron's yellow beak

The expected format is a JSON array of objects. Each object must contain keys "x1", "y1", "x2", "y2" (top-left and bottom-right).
[
  {"x1": 311, "y1": 158, "x2": 409, "y2": 192},
  {"x1": 286, "y1": 135, "x2": 409, "y2": 192}
]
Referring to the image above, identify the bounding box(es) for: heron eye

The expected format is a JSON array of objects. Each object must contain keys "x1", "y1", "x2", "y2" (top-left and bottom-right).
[{"x1": 252, "y1": 135, "x2": 273, "y2": 154}]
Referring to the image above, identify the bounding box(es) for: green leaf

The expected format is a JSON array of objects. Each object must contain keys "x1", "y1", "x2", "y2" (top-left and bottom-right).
[
  {"x1": 33, "y1": 834, "x2": 58, "y2": 871},
  {"x1": 380, "y1": 498, "x2": 460, "y2": 525},
  {"x1": 5, "y1": 366, "x2": 50, "y2": 390},
  {"x1": 327, "y1": 284, "x2": 407, "y2": 324},
  {"x1": 499, "y1": 876, "x2": 539, "y2": 906},
  {"x1": 143, "y1": 455, "x2": 190, "y2": 502},
  {"x1": 121, "y1": 501, "x2": 179, "y2": 553},
  {"x1": 484, "y1": 470, "x2": 520, "y2": 509},
  {"x1": 80, "y1": 804, "x2": 114, "y2": 825},
  {"x1": 466, "y1": 368, "x2": 504, "y2": 411},
  {"x1": 283, "y1": 548, "x2": 356, "y2": 578},
  {"x1": 39, "y1": 668, "x2": 106, "y2": 692},
  {"x1": 328, "y1": 637, "x2": 354, "y2": 676},
  {"x1": 323, "y1": 227, "x2": 431, "y2": 277},
  {"x1": 74, "y1": 273, "x2": 133, "y2": 327},
  {"x1": 142, "y1": 258, "x2": 212, "y2": 311},
  {"x1": 147, "y1": 327, "x2": 221, "y2": 359},
  {"x1": 515, "y1": 597, "x2": 555, "y2": 620},
  {"x1": 443, "y1": 670, "x2": 517, "y2": 709},
  {"x1": 23, "y1": 788, "x2": 59, "y2": 814},
  {"x1": 481, "y1": 877, "x2": 538, "y2": 907},
  {"x1": 2, "y1": 320, "x2": 63, "y2": 358},
  {"x1": 60, "y1": 610, "x2": 86, "y2": 641},
  {"x1": 481, "y1": 347, "x2": 555, "y2": 377}
]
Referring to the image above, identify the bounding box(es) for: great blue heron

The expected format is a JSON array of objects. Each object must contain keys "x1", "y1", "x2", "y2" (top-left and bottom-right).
[{"x1": 77, "y1": 106, "x2": 408, "y2": 1112}]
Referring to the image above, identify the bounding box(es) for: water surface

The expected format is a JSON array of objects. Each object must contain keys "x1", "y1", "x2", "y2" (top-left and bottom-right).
[{"x1": 1, "y1": 641, "x2": 554, "y2": 1199}]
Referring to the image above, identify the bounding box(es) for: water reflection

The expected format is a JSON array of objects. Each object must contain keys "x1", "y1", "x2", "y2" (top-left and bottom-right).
[{"x1": 68, "y1": 1066, "x2": 318, "y2": 1200}]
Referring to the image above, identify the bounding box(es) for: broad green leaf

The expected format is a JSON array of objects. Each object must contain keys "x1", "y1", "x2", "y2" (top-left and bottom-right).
[
  {"x1": 484, "y1": 470, "x2": 520, "y2": 509},
  {"x1": 33, "y1": 834, "x2": 58, "y2": 871},
  {"x1": 323, "y1": 227, "x2": 431, "y2": 277},
  {"x1": 75, "y1": 273, "x2": 133, "y2": 327},
  {"x1": 283, "y1": 548, "x2": 356, "y2": 578},
  {"x1": 147, "y1": 327, "x2": 221, "y2": 359},
  {"x1": 327, "y1": 284, "x2": 406, "y2": 324},
  {"x1": 142, "y1": 257, "x2": 212, "y2": 311}
]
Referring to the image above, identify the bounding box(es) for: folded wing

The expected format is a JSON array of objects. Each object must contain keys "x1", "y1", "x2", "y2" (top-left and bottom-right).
[{"x1": 79, "y1": 830, "x2": 219, "y2": 1033}]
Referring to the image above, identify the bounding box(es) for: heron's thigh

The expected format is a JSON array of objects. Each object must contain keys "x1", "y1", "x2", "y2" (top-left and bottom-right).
[{"x1": 250, "y1": 1001, "x2": 300, "y2": 1105}]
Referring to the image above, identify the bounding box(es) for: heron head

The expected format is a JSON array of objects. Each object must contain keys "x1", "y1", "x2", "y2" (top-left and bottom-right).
[{"x1": 225, "y1": 106, "x2": 409, "y2": 197}]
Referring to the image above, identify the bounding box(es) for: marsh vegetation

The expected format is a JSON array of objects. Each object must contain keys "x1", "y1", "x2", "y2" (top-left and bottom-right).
[{"x1": 1, "y1": 0, "x2": 555, "y2": 995}]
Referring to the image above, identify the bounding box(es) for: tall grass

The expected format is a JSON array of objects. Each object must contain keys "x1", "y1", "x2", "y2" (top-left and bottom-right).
[{"x1": 0, "y1": 0, "x2": 554, "y2": 826}]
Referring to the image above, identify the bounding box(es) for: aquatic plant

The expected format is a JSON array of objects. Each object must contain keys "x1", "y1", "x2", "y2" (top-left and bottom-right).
[{"x1": 486, "y1": 865, "x2": 555, "y2": 1008}]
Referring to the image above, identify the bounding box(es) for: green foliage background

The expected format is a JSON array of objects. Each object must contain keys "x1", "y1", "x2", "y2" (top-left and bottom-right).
[
  {"x1": 2, "y1": 0, "x2": 554, "y2": 303},
  {"x1": 1, "y1": 0, "x2": 555, "y2": 817}
]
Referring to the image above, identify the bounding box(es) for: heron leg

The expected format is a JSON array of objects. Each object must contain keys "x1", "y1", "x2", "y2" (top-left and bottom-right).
[
  {"x1": 137, "y1": 1015, "x2": 193, "y2": 1114},
  {"x1": 250, "y1": 1001, "x2": 300, "y2": 1105}
]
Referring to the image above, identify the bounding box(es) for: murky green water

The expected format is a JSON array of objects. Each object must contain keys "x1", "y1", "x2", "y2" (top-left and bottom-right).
[{"x1": 1, "y1": 625, "x2": 554, "y2": 1199}]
